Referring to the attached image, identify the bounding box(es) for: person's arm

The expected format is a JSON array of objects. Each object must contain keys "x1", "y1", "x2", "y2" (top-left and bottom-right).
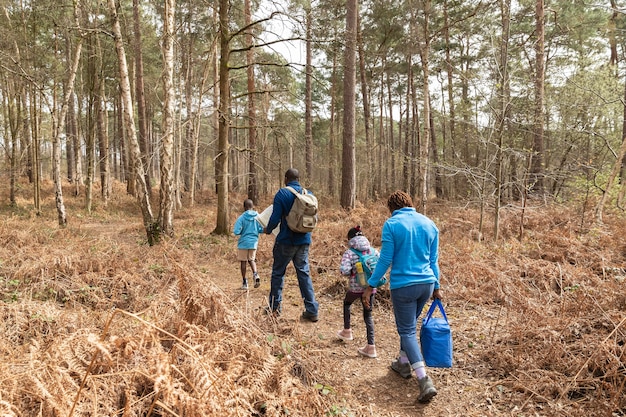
[
  {"x1": 265, "y1": 192, "x2": 284, "y2": 234},
  {"x1": 430, "y1": 231, "x2": 440, "y2": 289},
  {"x1": 339, "y1": 250, "x2": 354, "y2": 276},
  {"x1": 233, "y1": 216, "x2": 243, "y2": 235},
  {"x1": 430, "y1": 228, "x2": 442, "y2": 300},
  {"x1": 366, "y1": 223, "x2": 393, "y2": 287}
]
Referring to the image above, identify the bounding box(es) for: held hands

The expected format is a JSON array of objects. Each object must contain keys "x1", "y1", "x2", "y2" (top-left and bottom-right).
[{"x1": 362, "y1": 286, "x2": 374, "y2": 309}]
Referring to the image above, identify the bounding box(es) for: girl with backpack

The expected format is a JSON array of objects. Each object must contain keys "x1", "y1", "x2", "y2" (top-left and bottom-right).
[{"x1": 336, "y1": 225, "x2": 379, "y2": 358}]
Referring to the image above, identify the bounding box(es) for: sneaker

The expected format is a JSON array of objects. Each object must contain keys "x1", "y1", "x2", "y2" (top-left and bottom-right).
[
  {"x1": 253, "y1": 273, "x2": 261, "y2": 288},
  {"x1": 358, "y1": 345, "x2": 377, "y2": 358},
  {"x1": 241, "y1": 282, "x2": 249, "y2": 290},
  {"x1": 391, "y1": 358, "x2": 413, "y2": 379},
  {"x1": 301, "y1": 311, "x2": 319, "y2": 322},
  {"x1": 417, "y1": 376, "x2": 437, "y2": 403},
  {"x1": 337, "y1": 329, "x2": 353, "y2": 341}
]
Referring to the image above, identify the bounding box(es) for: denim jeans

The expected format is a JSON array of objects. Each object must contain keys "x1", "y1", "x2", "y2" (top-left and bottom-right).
[
  {"x1": 390, "y1": 283, "x2": 434, "y2": 367},
  {"x1": 268, "y1": 242, "x2": 319, "y2": 315}
]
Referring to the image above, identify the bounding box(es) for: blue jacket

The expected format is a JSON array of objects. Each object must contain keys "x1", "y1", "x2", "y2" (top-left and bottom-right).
[
  {"x1": 265, "y1": 181, "x2": 312, "y2": 245},
  {"x1": 233, "y1": 210, "x2": 264, "y2": 249},
  {"x1": 367, "y1": 207, "x2": 440, "y2": 290}
]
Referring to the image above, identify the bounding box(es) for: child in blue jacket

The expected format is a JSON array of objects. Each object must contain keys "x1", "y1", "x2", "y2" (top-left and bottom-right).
[{"x1": 233, "y1": 199, "x2": 264, "y2": 289}]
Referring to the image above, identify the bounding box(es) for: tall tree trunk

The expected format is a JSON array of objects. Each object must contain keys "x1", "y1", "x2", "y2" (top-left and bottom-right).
[
  {"x1": 214, "y1": 0, "x2": 231, "y2": 235},
  {"x1": 328, "y1": 52, "x2": 337, "y2": 196},
  {"x1": 4, "y1": 67, "x2": 21, "y2": 207},
  {"x1": 85, "y1": 34, "x2": 97, "y2": 214},
  {"x1": 377, "y1": 76, "x2": 385, "y2": 197},
  {"x1": 387, "y1": 71, "x2": 395, "y2": 188},
  {"x1": 245, "y1": 0, "x2": 259, "y2": 203},
  {"x1": 304, "y1": 5, "x2": 313, "y2": 184},
  {"x1": 66, "y1": 93, "x2": 75, "y2": 184},
  {"x1": 66, "y1": 34, "x2": 81, "y2": 196},
  {"x1": 530, "y1": 0, "x2": 545, "y2": 194},
  {"x1": 340, "y1": 0, "x2": 357, "y2": 209},
  {"x1": 30, "y1": 85, "x2": 41, "y2": 214},
  {"x1": 95, "y1": 32, "x2": 110, "y2": 204},
  {"x1": 494, "y1": 0, "x2": 511, "y2": 240},
  {"x1": 190, "y1": 49, "x2": 212, "y2": 206},
  {"x1": 415, "y1": 0, "x2": 432, "y2": 212},
  {"x1": 108, "y1": 0, "x2": 157, "y2": 244},
  {"x1": 159, "y1": 0, "x2": 176, "y2": 237},
  {"x1": 443, "y1": 0, "x2": 456, "y2": 196},
  {"x1": 609, "y1": 0, "x2": 618, "y2": 67},
  {"x1": 133, "y1": 0, "x2": 151, "y2": 197},
  {"x1": 429, "y1": 98, "x2": 442, "y2": 198},
  {"x1": 357, "y1": 13, "x2": 371, "y2": 200},
  {"x1": 51, "y1": 7, "x2": 84, "y2": 227},
  {"x1": 97, "y1": 72, "x2": 110, "y2": 205},
  {"x1": 403, "y1": 55, "x2": 413, "y2": 191},
  {"x1": 183, "y1": 23, "x2": 194, "y2": 194},
  {"x1": 410, "y1": 68, "x2": 420, "y2": 197}
]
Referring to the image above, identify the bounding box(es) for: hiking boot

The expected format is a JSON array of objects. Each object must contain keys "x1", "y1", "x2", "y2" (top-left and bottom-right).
[
  {"x1": 390, "y1": 358, "x2": 413, "y2": 379},
  {"x1": 336, "y1": 329, "x2": 353, "y2": 341},
  {"x1": 301, "y1": 311, "x2": 319, "y2": 322},
  {"x1": 253, "y1": 273, "x2": 261, "y2": 288},
  {"x1": 417, "y1": 376, "x2": 437, "y2": 403}
]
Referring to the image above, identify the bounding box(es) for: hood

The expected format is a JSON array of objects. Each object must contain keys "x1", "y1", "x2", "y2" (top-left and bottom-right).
[
  {"x1": 243, "y1": 210, "x2": 259, "y2": 219},
  {"x1": 349, "y1": 235, "x2": 371, "y2": 252}
]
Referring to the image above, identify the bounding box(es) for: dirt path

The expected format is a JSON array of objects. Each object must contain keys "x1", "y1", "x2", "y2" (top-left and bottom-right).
[{"x1": 204, "y1": 246, "x2": 494, "y2": 417}]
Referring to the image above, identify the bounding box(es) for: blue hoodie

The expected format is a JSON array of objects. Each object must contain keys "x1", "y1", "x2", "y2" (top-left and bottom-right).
[
  {"x1": 367, "y1": 207, "x2": 440, "y2": 290},
  {"x1": 233, "y1": 210, "x2": 264, "y2": 249}
]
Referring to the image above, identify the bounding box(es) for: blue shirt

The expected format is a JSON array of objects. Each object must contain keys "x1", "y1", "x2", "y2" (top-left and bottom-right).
[
  {"x1": 265, "y1": 181, "x2": 312, "y2": 245},
  {"x1": 233, "y1": 210, "x2": 264, "y2": 249},
  {"x1": 367, "y1": 207, "x2": 440, "y2": 290}
]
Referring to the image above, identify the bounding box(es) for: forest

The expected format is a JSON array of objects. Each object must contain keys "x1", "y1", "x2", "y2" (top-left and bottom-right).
[
  {"x1": 0, "y1": 0, "x2": 625, "y2": 237},
  {"x1": 0, "y1": 0, "x2": 625, "y2": 416}
]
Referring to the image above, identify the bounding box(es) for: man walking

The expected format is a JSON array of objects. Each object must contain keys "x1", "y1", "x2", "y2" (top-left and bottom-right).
[{"x1": 264, "y1": 168, "x2": 319, "y2": 322}]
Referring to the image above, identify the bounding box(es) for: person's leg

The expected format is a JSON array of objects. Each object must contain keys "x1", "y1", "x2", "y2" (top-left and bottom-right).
[
  {"x1": 361, "y1": 292, "x2": 375, "y2": 346},
  {"x1": 356, "y1": 291, "x2": 377, "y2": 357},
  {"x1": 248, "y1": 249, "x2": 258, "y2": 273},
  {"x1": 237, "y1": 249, "x2": 249, "y2": 288},
  {"x1": 391, "y1": 283, "x2": 437, "y2": 402},
  {"x1": 390, "y1": 283, "x2": 433, "y2": 367},
  {"x1": 337, "y1": 291, "x2": 358, "y2": 340},
  {"x1": 268, "y1": 242, "x2": 293, "y2": 312},
  {"x1": 343, "y1": 291, "x2": 359, "y2": 329},
  {"x1": 292, "y1": 244, "x2": 319, "y2": 315}
]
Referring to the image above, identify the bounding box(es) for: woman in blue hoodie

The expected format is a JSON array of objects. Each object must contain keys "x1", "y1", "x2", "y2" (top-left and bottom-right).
[
  {"x1": 233, "y1": 199, "x2": 264, "y2": 290},
  {"x1": 362, "y1": 190, "x2": 442, "y2": 404}
]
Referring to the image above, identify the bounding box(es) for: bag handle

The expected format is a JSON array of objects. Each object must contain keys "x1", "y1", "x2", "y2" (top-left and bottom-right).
[{"x1": 423, "y1": 298, "x2": 448, "y2": 326}]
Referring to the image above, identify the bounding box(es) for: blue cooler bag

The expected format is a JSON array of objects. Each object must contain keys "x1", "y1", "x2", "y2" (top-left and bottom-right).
[{"x1": 420, "y1": 299, "x2": 453, "y2": 368}]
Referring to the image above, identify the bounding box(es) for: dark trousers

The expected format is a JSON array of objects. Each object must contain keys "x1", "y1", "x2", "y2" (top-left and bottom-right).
[{"x1": 343, "y1": 291, "x2": 375, "y2": 345}]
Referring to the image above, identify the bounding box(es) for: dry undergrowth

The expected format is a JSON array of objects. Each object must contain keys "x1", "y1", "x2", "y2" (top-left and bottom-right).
[{"x1": 0, "y1": 182, "x2": 624, "y2": 416}]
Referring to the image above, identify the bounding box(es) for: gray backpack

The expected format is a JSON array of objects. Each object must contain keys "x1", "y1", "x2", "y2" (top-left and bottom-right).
[{"x1": 285, "y1": 186, "x2": 318, "y2": 233}]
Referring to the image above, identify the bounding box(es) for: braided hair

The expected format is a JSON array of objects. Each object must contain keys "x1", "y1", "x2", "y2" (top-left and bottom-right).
[{"x1": 387, "y1": 190, "x2": 413, "y2": 213}]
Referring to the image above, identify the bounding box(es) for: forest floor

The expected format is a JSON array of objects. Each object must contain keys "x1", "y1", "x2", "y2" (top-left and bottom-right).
[{"x1": 0, "y1": 182, "x2": 624, "y2": 417}]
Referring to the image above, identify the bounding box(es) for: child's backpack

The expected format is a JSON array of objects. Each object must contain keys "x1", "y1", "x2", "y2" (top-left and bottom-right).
[
  {"x1": 285, "y1": 186, "x2": 318, "y2": 233},
  {"x1": 350, "y1": 248, "x2": 384, "y2": 288}
]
